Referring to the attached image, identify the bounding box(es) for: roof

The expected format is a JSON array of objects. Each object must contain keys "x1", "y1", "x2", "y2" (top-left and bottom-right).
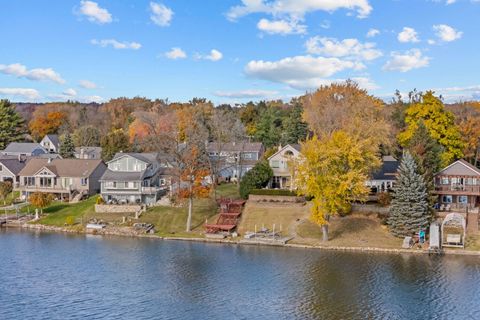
[
  {"x1": 75, "y1": 146, "x2": 102, "y2": 155},
  {"x1": 18, "y1": 159, "x2": 104, "y2": 177},
  {"x1": 0, "y1": 158, "x2": 27, "y2": 175},
  {"x1": 268, "y1": 144, "x2": 302, "y2": 160},
  {"x1": 110, "y1": 152, "x2": 159, "y2": 165},
  {"x1": 45, "y1": 134, "x2": 60, "y2": 148},
  {"x1": 207, "y1": 142, "x2": 264, "y2": 153},
  {"x1": 2, "y1": 143, "x2": 46, "y2": 154},
  {"x1": 372, "y1": 156, "x2": 399, "y2": 180},
  {"x1": 436, "y1": 159, "x2": 480, "y2": 176},
  {"x1": 100, "y1": 170, "x2": 145, "y2": 181}
]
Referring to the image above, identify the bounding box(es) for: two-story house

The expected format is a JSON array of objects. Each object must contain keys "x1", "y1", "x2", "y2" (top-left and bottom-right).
[
  {"x1": 433, "y1": 159, "x2": 480, "y2": 210},
  {"x1": 99, "y1": 153, "x2": 167, "y2": 205},
  {"x1": 268, "y1": 144, "x2": 301, "y2": 190},
  {"x1": 40, "y1": 134, "x2": 60, "y2": 154},
  {"x1": 17, "y1": 158, "x2": 106, "y2": 201},
  {"x1": 1, "y1": 142, "x2": 47, "y2": 157},
  {"x1": 366, "y1": 156, "x2": 399, "y2": 193},
  {"x1": 75, "y1": 147, "x2": 102, "y2": 160},
  {"x1": 207, "y1": 142, "x2": 264, "y2": 182}
]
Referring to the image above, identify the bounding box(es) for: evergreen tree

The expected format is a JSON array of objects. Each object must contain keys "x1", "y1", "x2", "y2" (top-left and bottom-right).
[
  {"x1": 101, "y1": 129, "x2": 130, "y2": 161},
  {"x1": 254, "y1": 107, "x2": 282, "y2": 148},
  {"x1": 0, "y1": 100, "x2": 25, "y2": 149},
  {"x1": 281, "y1": 105, "x2": 308, "y2": 145},
  {"x1": 387, "y1": 151, "x2": 431, "y2": 237},
  {"x1": 59, "y1": 133, "x2": 75, "y2": 158},
  {"x1": 239, "y1": 161, "x2": 273, "y2": 199}
]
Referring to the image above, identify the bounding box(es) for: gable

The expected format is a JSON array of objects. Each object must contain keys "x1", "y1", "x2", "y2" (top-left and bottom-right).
[
  {"x1": 34, "y1": 167, "x2": 57, "y2": 177},
  {"x1": 108, "y1": 155, "x2": 148, "y2": 172},
  {"x1": 436, "y1": 161, "x2": 480, "y2": 177},
  {"x1": 268, "y1": 145, "x2": 301, "y2": 161}
]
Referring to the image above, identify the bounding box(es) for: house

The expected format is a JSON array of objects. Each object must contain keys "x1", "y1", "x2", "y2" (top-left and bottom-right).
[
  {"x1": 0, "y1": 158, "x2": 28, "y2": 184},
  {"x1": 1, "y1": 142, "x2": 47, "y2": 157},
  {"x1": 433, "y1": 159, "x2": 480, "y2": 210},
  {"x1": 268, "y1": 144, "x2": 301, "y2": 190},
  {"x1": 366, "y1": 156, "x2": 399, "y2": 193},
  {"x1": 17, "y1": 158, "x2": 106, "y2": 201},
  {"x1": 99, "y1": 153, "x2": 168, "y2": 205},
  {"x1": 206, "y1": 142, "x2": 264, "y2": 181},
  {"x1": 40, "y1": 134, "x2": 60, "y2": 153},
  {"x1": 75, "y1": 147, "x2": 102, "y2": 160}
]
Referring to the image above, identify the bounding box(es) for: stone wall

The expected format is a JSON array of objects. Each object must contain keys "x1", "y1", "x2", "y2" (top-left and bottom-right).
[
  {"x1": 248, "y1": 194, "x2": 305, "y2": 203},
  {"x1": 351, "y1": 203, "x2": 389, "y2": 214},
  {"x1": 95, "y1": 204, "x2": 141, "y2": 213}
]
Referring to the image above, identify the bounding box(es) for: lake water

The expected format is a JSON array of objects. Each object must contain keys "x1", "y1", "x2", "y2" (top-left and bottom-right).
[{"x1": 1, "y1": 229, "x2": 480, "y2": 319}]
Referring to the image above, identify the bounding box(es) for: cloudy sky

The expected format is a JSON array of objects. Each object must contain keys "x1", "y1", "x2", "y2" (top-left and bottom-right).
[{"x1": 0, "y1": 0, "x2": 479, "y2": 103}]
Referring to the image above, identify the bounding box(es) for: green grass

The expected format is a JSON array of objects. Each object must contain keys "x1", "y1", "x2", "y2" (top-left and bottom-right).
[
  {"x1": 0, "y1": 191, "x2": 21, "y2": 207},
  {"x1": 215, "y1": 183, "x2": 241, "y2": 199},
  {"x1": 36, "y1": 197, "x2": 97, "y2": 227}
]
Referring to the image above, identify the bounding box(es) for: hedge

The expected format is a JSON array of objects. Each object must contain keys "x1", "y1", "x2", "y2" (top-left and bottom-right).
[{"x1": 249, "y1": 189, "x2": 298, "y2": 196}]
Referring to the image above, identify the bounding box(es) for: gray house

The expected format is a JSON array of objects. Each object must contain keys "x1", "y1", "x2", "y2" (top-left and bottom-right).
[
  {"x1": 75, "y1": 147, "x2": 102, "y2": 160},
  {"x1": 0, "y1": 158, "x2": 28, "y2": 184},
  {"x1": 1, "y1": 143, "x2": 47, "y2": 157},
  {"x1": 17, "y1": 158, "x2": 106, "y2": 201},
  {"x1": 100, "y1": 153, "x2": 167, "y2": 205},
  {"x1": 40, "y1": 135, "x2": 60, "y2": 153},
  {"x1": 207, "y1": 142, "x2": 264, "y2": 182}
]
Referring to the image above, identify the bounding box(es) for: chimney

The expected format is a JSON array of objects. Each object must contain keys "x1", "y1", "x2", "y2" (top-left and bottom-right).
[{"x1": 48, "y1": 158, "x2": 52, "y2": 163}]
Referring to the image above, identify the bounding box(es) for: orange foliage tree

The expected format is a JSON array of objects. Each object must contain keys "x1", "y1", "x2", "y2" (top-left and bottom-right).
[{"x1": 29, "y1": 111, "x2": 67, "y2": 141}]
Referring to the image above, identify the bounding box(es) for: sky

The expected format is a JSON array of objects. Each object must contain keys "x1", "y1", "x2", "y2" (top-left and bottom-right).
[{"x1": 1, "y1": 0, "x2": 480, "y2": 104}]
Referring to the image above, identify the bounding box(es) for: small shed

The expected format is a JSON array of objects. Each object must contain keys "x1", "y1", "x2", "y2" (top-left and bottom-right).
[
  {"x1": 441, "y1": 213, "x2": 466, "y2": 248},
  {"x1": 429, "y1": 222, "x2": 441, "y2": 250}
]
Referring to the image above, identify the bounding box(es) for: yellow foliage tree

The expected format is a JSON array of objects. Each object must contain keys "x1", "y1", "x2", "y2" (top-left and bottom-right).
[
  {"x1": 29, "y1": 192, "x2": 54, "y2": 214},
  {"x1": 295, "y1": 131, "x2": 380, "y2": 241},
  {"x1": 398, "y1": 91, "x2": 464, "y2": 166}
]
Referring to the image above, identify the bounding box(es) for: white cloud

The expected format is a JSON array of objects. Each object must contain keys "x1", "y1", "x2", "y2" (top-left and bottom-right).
[
  {"x1": 305, "y1": 37, "x2": 382, "y2": 61},
  {"x1": 227, "y1": 0, "x2": 373, "y2": 20},
  {"x1": 213, "y1": 89, "x2": 279, "y2": 98},
  {"x1": 91, "y1": 39, "x2": 141, "y2": 50},
  {"x1": 0, "y1": 88, "x2": 41, "y2": 100},
  {"x1": 366, "y1": 28, "x2": 380, "y2": 38},
  {"x1": 244, "y1": 55, "x2": 365, "y2": 90},
  {"x1": 165, "y1": 47, "x2": 187, "y2": 59},
  {"x1": 257, "y1": 18, "x2": 306, "y2": 35},
  {"x1": 397, "y1": 27, "x2": 420, "y2": 43},
  {"x1": 446, "y1": 0, "x2": 457, "y2": 4},
  {"x1": 195, "y1": 49, "x2": 223, "y2": 61},
  {"x1": 0, "y1": 63, "x2": 65, "y2": 84},
  {"x1": 82, "y1": 95, "x2": 105, "y2": 103},
  {"x1": 433, "y1": 24, "x2": 463, "y2": 42},
  {"x1": 383, "y1": 49, "x2": 430, "y2": 72},
  {"x1": 150, "y1": 2, "x2": 173, "y2": 27},
  {"x1": 63, "y1": 88, "x2": 77, "y2": 96},
  {"x1": 78, "y1": 1, "x2": 112, "y2": 24},
  {"x1": 79, "y1": 80, "x2": 97, "y2": 89}
]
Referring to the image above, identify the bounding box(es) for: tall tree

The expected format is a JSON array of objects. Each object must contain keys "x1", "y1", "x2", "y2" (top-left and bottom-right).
[
  {"x1": 398, "y1": 91, "x2": 464, "y2": 166},
  {"x1": 387, "y1": 151, "x2": 430, "y2": 237},
  {"x1": 296, "y1": 131, "x2": 380, "y2": 241},
  {"x1": 29, "y1": 111, "x2": 67, "y2": 141},
  {"x1": 281, "y1": 104, "x2": 308, "y2": 145},
  {"x1": 0, "y1": 181, "x2": 13, "y2": 205},
  {"x1": 101, "y1": 129, "x2": 130, "y2": 161},
  {"x1": 59, "y1": 133, "x2": 75, "y2": 158},
  {"x1": 73, "y1": 125, "x2": 100, "y2": 147},
  {"x1": 0, "y1": 100, "x2": 25, "y2": 149},
  {"x1": 254, "y1": 106, "x2": 283, "y2": 148}
]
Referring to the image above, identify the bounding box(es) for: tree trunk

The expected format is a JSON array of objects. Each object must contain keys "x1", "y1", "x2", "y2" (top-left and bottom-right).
[
  {"x1": 321, "y1": 214, "x2": 330, "y2": 242},
  {"x1": 186, "y1": 195, "x2": 193, "y2": 232}
]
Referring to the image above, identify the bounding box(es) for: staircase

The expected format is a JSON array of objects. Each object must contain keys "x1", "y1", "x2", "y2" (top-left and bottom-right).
[
  {"x1": 467, "y1": 210, "x2": 479, "y2": 235},
  {"x1": 70, "y1": 191, "x2": 86, "y2": 203}
]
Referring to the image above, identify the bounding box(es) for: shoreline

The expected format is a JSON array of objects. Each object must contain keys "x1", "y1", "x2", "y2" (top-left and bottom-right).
[{"x1": 4, "y1": 222, "x2": 480, "y2": 257}]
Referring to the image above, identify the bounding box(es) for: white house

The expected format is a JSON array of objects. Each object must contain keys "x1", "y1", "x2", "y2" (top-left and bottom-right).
[
  {"x1": 40, "y1": 134, "x2": 60, "y2": 153},
  {"x1": 268, "y1": 144, "x2": 301, "y2": 190}
]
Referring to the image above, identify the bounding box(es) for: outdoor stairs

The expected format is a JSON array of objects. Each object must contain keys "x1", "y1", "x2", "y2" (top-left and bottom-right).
[
  {"x1": 70, "y1": 191, "x2": 86, "y2": 204},
  {"x1": 466, "y1": 211, "x2": 479, "y2": 235}
]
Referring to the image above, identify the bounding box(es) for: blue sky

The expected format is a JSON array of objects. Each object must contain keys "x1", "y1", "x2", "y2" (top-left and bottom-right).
[{"x1": 0, "y1": 0, "x2": 479, "y2": 104}]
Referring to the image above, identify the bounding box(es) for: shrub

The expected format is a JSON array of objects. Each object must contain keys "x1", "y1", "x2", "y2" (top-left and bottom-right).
[
  {"x1": 239, "y1": 161, "x2": 273, "y2": 199},
  {"x1": 96, "y1": 196, "x2": 105, "y2": 205},
  {"x1": 377, "y1": 192, "x2": 392, "y2": 207},
  {"x1": 65, "y1": 216, "x2": 75, "y2": 226},
  {"x1": 249, "y1": 189, "x2": 297, "y2": 196}
]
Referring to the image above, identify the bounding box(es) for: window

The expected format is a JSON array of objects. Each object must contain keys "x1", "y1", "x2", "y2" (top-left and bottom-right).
[
  {"x1": 442, "y1": 195, "x2": 453, "y2": 203},
  {"x1": 243, "y1": 153, "x2": 253, "y2": 159},
  {"x1": 271, "y1": 160, "x2": 280, "y2": 168},
  {"x1": 81, "y1": 178, "x2": 88, "y2": 186},
  {"x1": 24, "y1": 177, "x2": 35, "y2": 186},
  {"x1": 0, "y1": 165, "x2": 2, "y2": 171},
  {"x1": 160, "y1": 179, "x2": 166, "y2": 186},
  {"x1": 441, "y1": 177, "x2": 449, "y2": 185},
  {"x1": 459, "y1": 196, "x2": 468, "y2": 204}
]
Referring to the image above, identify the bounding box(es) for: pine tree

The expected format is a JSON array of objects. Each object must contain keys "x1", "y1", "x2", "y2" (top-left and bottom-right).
[
  {"x1": 0, "y1": 100, "x2": 25, "y2": 149},
  {"x1": 387, "y1": 151, "x2": 431, "y2": 237},
  {"x1": 281, "y1": 105, "x2": 308, "y2": 145},
  {"x1": 59, "y1": 133, "x2": 75, "y2": 158}
]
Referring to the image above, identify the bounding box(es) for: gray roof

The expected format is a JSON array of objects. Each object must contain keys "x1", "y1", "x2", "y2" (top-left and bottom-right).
[
  {"x1": 2, "y1": 143, "x2": 46, "y2": 154},
  {"x1": 372, "y1": 156, "x2": 399, "y2": 180},
  {"x1": 45, "y1": 134, "x2": 60, "y2": 148},
  {"x1": 75, "y1": 146, "x2": 102, "y2": 155},
  {"x1": 207, "y1": 142, "x2": 264, "y2": 153},
  {"x1": 100, "y1": 170, "x2": 145, "y2": 181},
  {"x1": 19, "y1": 159, "x2": 104, "y2": 177},
  {"x1": 111, "y1": 152, "x2": 159, "y2": 165},
  {"x1": 0, "y1": 158, "x2": 27, "y2": 175}
]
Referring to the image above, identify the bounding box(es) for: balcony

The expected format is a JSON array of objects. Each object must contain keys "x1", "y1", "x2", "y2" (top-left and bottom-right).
[
  {"x1": 17, "y1": 185, "x2": 72, "y2": 194},
  {"x1": 141, "y1": 186, "x2": 163, "y2": 194},
  {"x1": 434, "y1": 184, "x2": 480, "y2": 194}
]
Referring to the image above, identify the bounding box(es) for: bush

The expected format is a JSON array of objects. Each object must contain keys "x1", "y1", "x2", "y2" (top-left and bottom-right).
[
  {"x1": 377, "y1": 192, "x2": 392, "y2": 207},
  {"x1": 65, "y1": 216, "x2": 75, "y2": 226},
  {"x1": 239, "y1": 161, "x2": 273, "y2": 199},
  {"x1": 249, "y1": 189, "x2": 297, "y2": 196},
  {"x1": 96, "y1": 196, "x2": 105, "y2": 205}
]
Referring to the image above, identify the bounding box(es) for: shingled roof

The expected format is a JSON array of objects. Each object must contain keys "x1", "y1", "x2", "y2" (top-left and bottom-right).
[
  {"x1": 372, "y1": 156, "x2": 399, "y2": 180},
  {"x1": 18, "y1": 159, "x2": 104, "y2": 177},
  {"x1": 2, "y1": 143, "x2": 46, "y2": 154},
  {"x1": 207, "y1": 142, "x2": 263, "y2": 153},
  {"x1": 0, "y1": 158, "x2": 27, "y2": 175}
]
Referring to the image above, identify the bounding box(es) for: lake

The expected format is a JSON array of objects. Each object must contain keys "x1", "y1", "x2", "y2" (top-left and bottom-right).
[{"x1": 1, "y1": 229, "x2": 480, "y2": 319}]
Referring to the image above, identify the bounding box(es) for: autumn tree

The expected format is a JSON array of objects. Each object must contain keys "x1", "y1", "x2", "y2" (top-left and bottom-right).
[
  {"x1": 296, "y1": 131, "x2": 380, "y2": 241},
  {"x1": 29, "y1": 192, "x2": 54, "y2": 214},
  {"x1": 59, "y1": 133, "x2": 75, "y2": 158},
  {"x1": 101, "y1": 129, "x2": 130, "y2": 161},
  {"x1": 0, "y1": 100, "x2": 25, "y2": 149},
  {"x1": 0, "y1": 181, "x2": 13, "y2": 205},
  {"x1": 73, "y1": 125, "x2": 100, "y2": 147},
  {"x1": 398, "y1": 91, "x2": 464, "y2": 166},
  {"x1": 29, "y1": 111, "x2": 67, "y2": 141},
  {"x1": 447, "y1": 101, "x2": 480, "y2": 165}
]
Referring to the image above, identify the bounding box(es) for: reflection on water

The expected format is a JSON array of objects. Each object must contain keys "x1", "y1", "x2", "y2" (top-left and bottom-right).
[{"x1": 0, "y1": 229, "x2": 479, "y2": 319}]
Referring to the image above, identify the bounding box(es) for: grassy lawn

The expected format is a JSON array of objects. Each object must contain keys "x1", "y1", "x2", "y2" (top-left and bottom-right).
[
  {"x1": 36, "y1": 197, "x2": 98, "y2": 227},
  {"x1": 214, "y1": 183, "x2": 241, "y2": 199},
  {"x1": 0, "y1": 191, "x2": 21, "y2": 207},
  {"x1": 295, "y1": 213, "x2": 402, "y2": 248},
  {"x1": 237, "y1": 202, "x2": 310, "y2": 236}
]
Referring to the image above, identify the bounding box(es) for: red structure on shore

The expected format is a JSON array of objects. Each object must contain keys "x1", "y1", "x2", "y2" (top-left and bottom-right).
[{"x1": 204, "y1": 198, "x2": 246, "y2": 234}]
